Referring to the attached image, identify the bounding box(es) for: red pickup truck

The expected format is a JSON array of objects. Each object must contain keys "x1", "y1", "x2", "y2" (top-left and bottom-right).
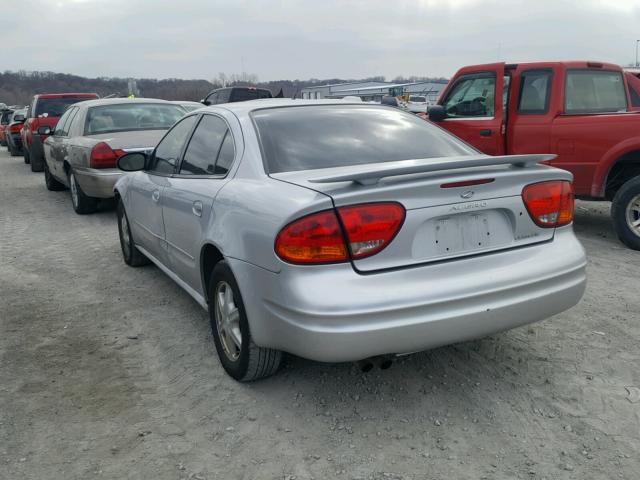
[{"x1": 427, "y1": 61, "x2": 640, "y2": 249}]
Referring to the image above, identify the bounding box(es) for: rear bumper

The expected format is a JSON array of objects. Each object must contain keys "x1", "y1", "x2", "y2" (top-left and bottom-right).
[
  {"x1": 228, "y1": 227, "x2": 587, "y2": 362},
  {"x1": 73, "y1": 167, "x2": 122, "y2": 198}
]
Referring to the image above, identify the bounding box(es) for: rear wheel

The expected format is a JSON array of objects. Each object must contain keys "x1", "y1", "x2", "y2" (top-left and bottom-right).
[
  {"x1": 68, "y1": 170, "x2": 98, "y2": 214},
  {"x1": 611, "y1": 176, "x2": 640, "y2": 250},
  {"x1": 209, "y1": 261, "x2": 282, "y2": 381},
  {"x1": 23, "y1": 147, "x2": 30, "y2": 164},
  {"x1": 116, "y1": 199, "x2": 150, "y2": 266},
  {"x1": 44, "y1": 161, "x2": 65, "y2": 191}
]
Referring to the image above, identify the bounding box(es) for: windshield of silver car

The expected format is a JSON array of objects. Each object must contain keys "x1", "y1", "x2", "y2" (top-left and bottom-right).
[
  {"x1": 252, "y1": 105, "x2": 476, "y2": 173},
  {"x1": 85, "y1": 104, "x2": 185, "y2": 135}
]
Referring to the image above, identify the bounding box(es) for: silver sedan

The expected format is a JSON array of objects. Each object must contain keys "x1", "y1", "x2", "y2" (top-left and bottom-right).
[
  {"x1": 42, "y1": 98, "x2": 185, "y2": 214},
  {"x1": 114, "y1": 99, "x2": 587, "y2": 381}
]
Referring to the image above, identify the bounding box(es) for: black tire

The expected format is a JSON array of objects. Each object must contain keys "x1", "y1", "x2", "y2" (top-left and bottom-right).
[
  {"x1": 116, "y1": 199, "x2": 150, "y2": 267},
  {"x1": 8, "y1": 142, "x2": 17, "y2": 156},
  {"x1": 68, "y1": 169, "x2": 98, "y2": 214},
  {"x1": 611, "y1": 176, "x2": 640, "y2": 250},
  {"x1": 23, "y1": 147, "x2": 30, "y2": 164},
  {"x1": 209, "y1": 261, "x2": 282, "y2": 381},
  {"x1": 30, "y1": 156, "x2": 43, "y2": 172},
  {"x1": 44, "y1": 161, "x2": 65, "y2": 191}
]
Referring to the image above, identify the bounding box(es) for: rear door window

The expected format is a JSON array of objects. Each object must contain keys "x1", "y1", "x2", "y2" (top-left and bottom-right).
[
  {"x1": 565, "y1": 70, "x2": 627, "y2": 114},
  {"x1": 54, "y1": 107, "x2": 76, "y2": 136},
  {"x1": 517, "y1": 70, "x2": 552, "y2": 113},
  {"x1": 253, "y1": 105, "x2": 475, "y2": 173},
  {"x1": 442, "y1": 74, "x2": 496, "y2": 117},
  {"x1": 179, "y1": 115, "x2": 231, "y2": 176}
]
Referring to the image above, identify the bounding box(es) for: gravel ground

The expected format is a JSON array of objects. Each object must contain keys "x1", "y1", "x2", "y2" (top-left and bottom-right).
[{"x1": 1, "y1": 147, "x2": 639, "y2": 480}]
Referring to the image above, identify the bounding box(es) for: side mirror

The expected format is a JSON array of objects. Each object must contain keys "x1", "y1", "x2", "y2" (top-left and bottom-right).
[
  {"x1": 200, "y1": 98, "x2": 211, "y2": 106},
  {"x1": 428, "y1": 105, "x2": 447, "y2": 122},
  {"x1": 37, "y1": 126, "x2": 52, "y2": 135},
  {"x1": 117, "y1": 152, "x2": 147, "y2": 172}
]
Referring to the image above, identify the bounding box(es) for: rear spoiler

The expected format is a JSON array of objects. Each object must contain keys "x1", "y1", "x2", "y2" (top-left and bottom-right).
[{"x1": 308, "y1": 154, "x2": 556, "y2": 186}]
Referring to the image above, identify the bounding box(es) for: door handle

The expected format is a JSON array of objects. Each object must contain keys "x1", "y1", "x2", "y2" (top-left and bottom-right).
[
  {"x1": 192, "y1": 200, "x2": 203, "y2": 217},
  {"x1": 152, "y1": 190, "x2": 160, "y2": 202},
  {"x1": 479, "y1": 129, "x2": 492, "y2": 137}
]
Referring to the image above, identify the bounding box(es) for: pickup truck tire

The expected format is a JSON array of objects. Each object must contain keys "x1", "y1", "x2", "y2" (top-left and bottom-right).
[
  {"x1": 44, "y1": 161, "x2": 65, "y2": 191},
  {"x1": 611, "y1": 176, "x2": 640, "y2": 250},
  {"x1": 23, "y1": 148, "x2": 30, "y2": 164},
  {"x1": 116, "y1": 200, "x2": 150, "y2": 267},
  {"x1": 209, "y1": 261, "x2": 282, "y2": 382},
  {"x1": 68, "y1": 170, "x2": 98, "y2": 214}
]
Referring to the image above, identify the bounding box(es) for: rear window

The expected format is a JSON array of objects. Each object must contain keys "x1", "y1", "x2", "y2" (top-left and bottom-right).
[
  {"x1": 35, "y1": 97, "x2": 92, "y2": 117},
  {"x1": 85, "y1": 103, "x2": 185, "y2": 135},
  {"x1": 410, "y1": 96, "x2": 426, "y2": 102},
  {"x1": 253, "y1": 105, "x2": 476, "y2": 173},
  {"x1": 565, "y1": 70, "x2": 627, "y2": 114},
  {"x1": 230, "y1": 89, "x2": 272, "y2": 102}
]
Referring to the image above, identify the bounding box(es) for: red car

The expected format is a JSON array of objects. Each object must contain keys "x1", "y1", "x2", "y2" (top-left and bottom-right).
[
  {"x1": 23, "y1": 93, "x2": 99, "y2": 171},
  {"x1": 427, "y1": 61, "x2": 640, "y2": 249}
]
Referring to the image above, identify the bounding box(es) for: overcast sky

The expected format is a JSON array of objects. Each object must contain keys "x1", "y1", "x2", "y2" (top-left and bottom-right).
[{"x1": 4, "y1": 0, "x2": 640, "y2": 81}]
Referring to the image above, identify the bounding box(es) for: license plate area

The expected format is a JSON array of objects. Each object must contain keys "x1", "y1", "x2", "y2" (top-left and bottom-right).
[{"x1": 427, "y1": 210, "x2": 514, "y2": 258}]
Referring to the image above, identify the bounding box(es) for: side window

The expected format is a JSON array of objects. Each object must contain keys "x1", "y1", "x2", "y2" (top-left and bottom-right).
[
  {"x1": 565, "y1": 70, "x2": 627, "y2": 114},
  {"x1": 518, "y1": 70, "x2": 552, "y2": 113},
  {"x1": 215, "y1": 132, "x2": 235, "y2": 175},
  {"x1": 180, "y1": 115, "x2": 231, "y2": 176},
  {"x1": 206, "y1": 92, "x2": 218, "y2": 105},
  {"x1": 147, "y1": 115, "x2": 198, "y2": 175},
  {"x1": 66, "y1": 108, "x2": 82, "y2": 136},
  {"x1": 54, "y1": 107, "x2": 75, "y2": 137},
  {"x1": 630, "y1": 84, "x2": 640, "y2": 107},
  {"x1": 217, "y1": 89, "x2": 231, "y2": 104},
  {"x1": 442, "y1": 74, "x2": 496, "y2": 118}
]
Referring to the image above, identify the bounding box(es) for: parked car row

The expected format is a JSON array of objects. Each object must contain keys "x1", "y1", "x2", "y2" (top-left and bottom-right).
[{"x1": 2, "y1": 83, "x2": 588, "y2": 382}]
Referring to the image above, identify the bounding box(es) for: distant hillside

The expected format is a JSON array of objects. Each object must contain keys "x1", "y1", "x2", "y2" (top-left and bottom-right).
[{"x1": 0, "y1": 71, "x2": 448, "y2": 106}]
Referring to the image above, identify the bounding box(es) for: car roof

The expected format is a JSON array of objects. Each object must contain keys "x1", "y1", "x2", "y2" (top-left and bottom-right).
[
  {"x1": 458, "y1": 60, "x2": 623, "y2": 72},
  {"x1": 203, "y1": 98, "x2": 374, "y2": 116},
  {"x1": 70, "y1": 97, "x2": 181, "y2": 108},
  {"x1": 35, "y1": 93, "x2": 99, "y2": 100}
]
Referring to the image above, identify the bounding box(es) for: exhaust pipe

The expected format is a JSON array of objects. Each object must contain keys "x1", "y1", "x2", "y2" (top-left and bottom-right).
[{"x1": 356, "y1": 356, "x2": 394, "y2": 372}]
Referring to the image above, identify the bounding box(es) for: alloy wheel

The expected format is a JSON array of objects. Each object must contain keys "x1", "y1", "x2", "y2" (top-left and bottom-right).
[
  {"x1": 214, "y1": 281, "x2": 242, "y2": 361},
  {"x1": 625, "y1": 193, "x2": 640, "y2": 238}
]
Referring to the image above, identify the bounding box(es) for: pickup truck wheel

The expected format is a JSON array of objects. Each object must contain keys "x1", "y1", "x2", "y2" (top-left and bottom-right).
[
  {"x1": 209, "y1": 261, "x2": 282, "y2": 382},
  {"x1": 116, "y1": 200, "x2": 150, "y2": 267},
  {"x1": 8, "y1": 142, "x2": 17, "y2": 156},
  {"x1": 44, "y1": 162, "x2": 65, "y2": 191},
  {"x1": 611, "y1": 176, "x2": 640, "y2": 250},
  {"x1": 23, "y1": 148, "x2": 30, "y2": 164},
  {"x1": 68, "y1": 170, "x2": 98, "y2": 214}
]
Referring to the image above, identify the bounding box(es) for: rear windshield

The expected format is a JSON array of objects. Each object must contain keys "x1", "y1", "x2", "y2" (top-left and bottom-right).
[
  {"x1": 410, "y1": 96, "x2": 426, "y2": 102},
  {"x1": 85, "y1": 103, "x2": 185, "y2": 135},
  {"x1": 253, "y1": 105, "x2": 475, "y2": 173},
  {"x1": 35, "y1": 97, "x2": 91, "y2": 117},
  {"x1": 231, "y1": 89, "x2": 272, "y2": 102}
]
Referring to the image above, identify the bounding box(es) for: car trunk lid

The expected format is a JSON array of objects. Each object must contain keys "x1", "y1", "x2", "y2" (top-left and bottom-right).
[{"x1": 271, "y1": 154, "x2": 572, "y2": 272}]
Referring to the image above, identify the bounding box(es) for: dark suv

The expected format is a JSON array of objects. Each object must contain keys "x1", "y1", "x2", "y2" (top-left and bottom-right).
[
  {"x1": 23, "y1": 93, "x2": 99, "y2": 171},
  {"x1": 201, "y1": 86, "x2": 272, "y2": 106}
]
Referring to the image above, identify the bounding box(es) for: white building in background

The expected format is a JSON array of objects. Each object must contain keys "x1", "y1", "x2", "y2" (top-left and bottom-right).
[{"x1": 300, "y1": 80, "x2": 446, "y2": 103}]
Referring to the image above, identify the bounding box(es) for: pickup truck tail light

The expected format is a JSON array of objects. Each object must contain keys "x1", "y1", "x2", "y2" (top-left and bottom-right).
[
  {"x1": 275, "y1": 202, "x2": 405, "y2": 264},
  {"x1": 9, "y1": 124, "x2": 22, "y2": 134},
  {"x1": 522, "y1": 181, "x2": 574, "y2": 228},
  {"x1": 90, "y1": 142, "x2": 125, "y2": 169}
]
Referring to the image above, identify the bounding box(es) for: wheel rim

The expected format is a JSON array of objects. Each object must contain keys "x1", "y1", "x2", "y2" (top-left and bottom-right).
[
  {"x1": 625, "y1": 193, "x2": 640, "y2": 238},
  {"x1": 120, "y1": 212, "x2": 131, "y2": 257},
  {"x1": 214, "y1": 281, "x2": 242, "y2": 361},
  {"x1": 70, "y1": 173, "x2": 79, "y2": 207}
]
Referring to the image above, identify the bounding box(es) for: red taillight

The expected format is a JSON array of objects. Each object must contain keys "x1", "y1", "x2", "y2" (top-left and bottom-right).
[
  {"x1": 522, "y1": 181, "x2": 574, "y2": 228},
  {"x1": 10, "y1": 124, "x2": 22, "y2": 133},
  {"x1": 90, "y1": 142, "x2": 125, "y2": 169},
  {"x1": 337, "y1": 202, "x2": 405, "y2": 259},
  {"x1": 275, "y1": 202, "x2": 405, "y2": 265},
  {"x1": 275, "y1": 210, "x2": 348, "y2": 264}
]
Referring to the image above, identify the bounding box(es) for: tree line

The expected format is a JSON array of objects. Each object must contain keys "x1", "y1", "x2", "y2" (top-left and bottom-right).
[{"x1": 0, "y1": 70, "x2": 448, "y2": 106}]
